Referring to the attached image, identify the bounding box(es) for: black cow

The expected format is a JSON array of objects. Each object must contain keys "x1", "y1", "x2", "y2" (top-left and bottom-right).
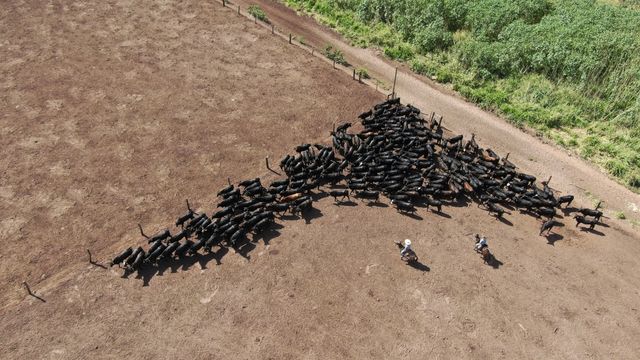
[
  {"x1": 555, "y1": 195, "x2": 574, "y2": 208},
  {"x1": 175, "y1": 240, "x2": 194, "y2": 258},
  {"x1": 539, "y1": 219, "x2": 561, "y2": 236},
  {"x1": 391, "y1": 200, "x2": 415, "y2": 214},
  {"x1": 329, "y1": 189, "x2": 350, "y2": 203},
  {"x1": 355, "y1": 190, "x2": 380, "y2": 203},
  {"x1": 575, "y1": 215, "x2": 598, "y2": 230},
  {"x1": 481, "y1": 201, "x2": 504, "y2": 218},
  {"x1": 125, "y1": 247, "x2": 144, "y2": 267},
  {"x1": 578, "y1": 208, "x2": 603, "y2": 221},
  {"x1": 110, "y1": 247, "x2": 133, "y2": 267},
  {"x1": 425, "y1": 197, "x2": 443, "y2": 213},
  {"x1": 216, "y1": 184, "x2": 234, "y2": 197}
]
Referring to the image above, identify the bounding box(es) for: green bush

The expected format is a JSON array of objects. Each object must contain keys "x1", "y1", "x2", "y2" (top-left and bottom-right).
[
  {"x1": 323, "y1": 44, "x2": 349, "y2": 66},
  {"x1": 357, "y1": 0, "x2": 398, "y2": 23},
  {"x1": 414, "y1": 18, "x2": 454, "y2": 53},
  {"x1": 410, "y1": 58, "x2": 433, "y2": 76},
  {"x1": 248, "y1": 5, "x2": 270, "y2": 24},
  {"x1": 384, "y1": 43, "x2": 415, "y2": 61},
  {"x1": 629, "y1": 173, "x2": 640, "y2": 188},
  {"x1": 356, "y1": 67, "x2": 371, "y2": 79},
  {"x1": 456, "y1": 40, "x2": 510, "y2": 78},
  {"x1": 466, "y1": 0, "x2": 551, "y2": 40},
  {"x1": 443, "y1": 0, "x2": 468, "y2": 31}
]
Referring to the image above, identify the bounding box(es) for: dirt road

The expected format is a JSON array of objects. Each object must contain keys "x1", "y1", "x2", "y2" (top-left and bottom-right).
[{"x1": 233, "y1": 0, "x2": 640, "y2": 225}]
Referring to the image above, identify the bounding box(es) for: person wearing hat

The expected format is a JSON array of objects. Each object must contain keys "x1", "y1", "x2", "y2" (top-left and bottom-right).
[
  {"x1": 399, "y1": 239, "x2": 412, "y2": 259},
  {"x1": 474, "y1": 234, "x2": 487, "y2": 252}
]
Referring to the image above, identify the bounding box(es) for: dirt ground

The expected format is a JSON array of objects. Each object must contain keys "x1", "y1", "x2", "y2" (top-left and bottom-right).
[{"x1": 2, "y1": 1, "x2": 640, "y2": 359}]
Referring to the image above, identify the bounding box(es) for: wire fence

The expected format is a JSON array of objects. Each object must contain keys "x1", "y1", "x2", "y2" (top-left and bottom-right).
[{"x1": 220, "y1": 0, "x2": 396, "y2": 100}]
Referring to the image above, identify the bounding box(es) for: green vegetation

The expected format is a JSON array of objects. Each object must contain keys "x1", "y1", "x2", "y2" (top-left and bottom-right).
[
  {"x1": 248, "y1": 5, "x2": 270, "y2": 23},
  {"x1": 324, "y1": 44, "x2": 349, "y2": 65},
  {"x1": 296, "y1": 36, "x2": 307, "y2": 45},
  {"x1": 615, "y1": 211, "x2": 626, "y2": 219},
  {"x1": 356, "y1": 67, "x2": 370, "y2": 79},
  {"x1": 284, "y1": 0, "x2": 640, "y2": 191}
]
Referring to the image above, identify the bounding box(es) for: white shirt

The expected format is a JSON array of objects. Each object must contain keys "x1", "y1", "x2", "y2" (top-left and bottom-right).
[
  {"x1": 478, "y1": 238, "x2": 487, "y2": 247},
  {"x1": 401, "y1": 243, "x2": 412, "y2": 254}
]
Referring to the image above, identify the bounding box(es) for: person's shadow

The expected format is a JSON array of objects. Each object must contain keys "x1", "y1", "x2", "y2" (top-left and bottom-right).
[
  {"x1": 487, "y1": 253, "x2": 504, "y2": 269},
  {"x1": 408, "y1": 260, "x2": 430, "y2": 272}
]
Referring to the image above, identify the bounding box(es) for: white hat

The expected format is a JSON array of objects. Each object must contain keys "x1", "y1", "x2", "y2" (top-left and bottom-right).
[{"x1": 404, "y1": 239, "x2": 411, "y2": 246}]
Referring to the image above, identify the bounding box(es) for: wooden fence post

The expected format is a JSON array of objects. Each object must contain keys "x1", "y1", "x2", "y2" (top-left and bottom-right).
[
  {"x1": 22, "y1": 281, "x2": 45, "y2": 302},
  {"x1": 352, "y1": 69, "x2": 356, "y2": 80},
  {"x1": 222, "y1": 0, "x2": 225, "y2": 7},
  {"x1": 392, "y1": 67, "x2": 398, "y2": 99},
  {"x1": 87, "y1": 249, "x2": 106, "y2": 268},
  {"x1": 237, "y1": 5, "x2": 240, "y2": 14},
  {"x1": 271, "y1": 24, "x2": 274, "y2": 34},
  {"x1": 289, "y1": 34, "x2": 292, "y2": 44},
  {"x1": 265, "y1": 157, "x2": 281, "y2": 176}
]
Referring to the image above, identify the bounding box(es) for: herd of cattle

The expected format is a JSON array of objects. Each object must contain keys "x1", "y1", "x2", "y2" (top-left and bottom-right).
[{"x1": 110, "y1": 98, "x2": 604, "y2": 272}]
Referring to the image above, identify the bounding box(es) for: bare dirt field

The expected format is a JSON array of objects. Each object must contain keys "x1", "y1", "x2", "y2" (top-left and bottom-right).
[{"x1": 1, "y1": 1, "x2": 640, "y2": 359}]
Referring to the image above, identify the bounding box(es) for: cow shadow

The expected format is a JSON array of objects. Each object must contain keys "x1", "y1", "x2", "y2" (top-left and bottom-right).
[
  {"x1": 579, "y1": 227, "x2": 605, "y2": 236},
  {"x1": 366, "y1": 201, "x2": 388, "y2": 208},
  {"x1": 235, "y1": 241, "x2": 256, "y2": 259},
  {"x1": 209, "y1": 247, "x2": 230, "y2": 265},
  {"x1": 496, "y1": 216, "x2": 513, "y2": 226},
  {"x1": 448, "y1": 196, "x2": 471, "y2": 207},
  {"x1": 137, "y1": 266, "x2": 159, "y2": 287},
  {"x1": 128, "y1": 245, "x2": 236, "y2": 286},
  {"x1": 120, "y1": 267, "x2": 136, "y2": 279},
  {"x1": 398, "y1": 211, "x2": 423, "y2": 220},
  {"x1": 545, "y1": 233, "x2": 563, "y2": 245},
  {"x1": 561, "y1": 206, "x2": 579, "y2": 215},
  {"x1": 280, "y1": 214, "x2": 300, "y2": 221},
  {"x1": 301, "y1": 207, "x2": 323, "y2": 224},
  {"x1": 432, "y1": 210, "x2": 451, "y2": 218},
  {"x1": 312, "y1": 192, "x2": 330, "y2": 201},
  {"x1": 252, "y1": 224, "x2": 283, "y2": 245},
  {"x1": 333, "y1": 200, "x2": 357, "y2": 207},
  {"x1": 173, "y1": 247, "x2": 229, "y2": 272},
  {"x1": 179, "y1": 254, "x2": 201, "y2": 271}
]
